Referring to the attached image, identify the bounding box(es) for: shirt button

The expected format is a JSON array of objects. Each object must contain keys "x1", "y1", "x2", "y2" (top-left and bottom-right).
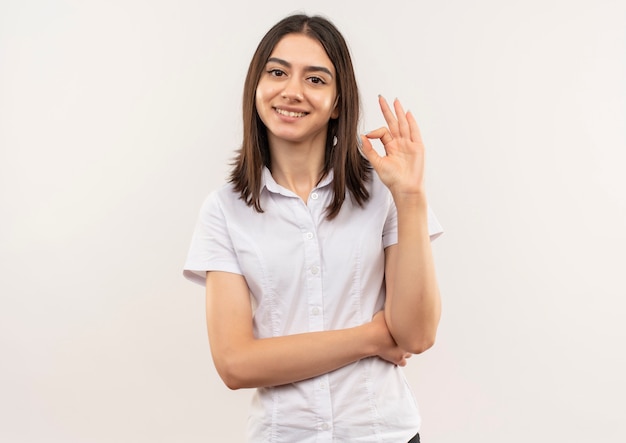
[
  {"x1": 311, "y1": 192, "x2": 319, "y2": 200},
  {"x1": 312, "y1": 307, "x2": 320, "y2": 315},
  {"x1": 310, "y1": 265, "x2": 319, "y2": 275},
  {"x1": 321, "y1": 422, "x2": 330, "y2": 431},
  {"x1": 319, "y1": 382, "x2": 326, "y2": 390},
  {"x1": 304, "y1": 232, "x2": 314, "y2": 240}
]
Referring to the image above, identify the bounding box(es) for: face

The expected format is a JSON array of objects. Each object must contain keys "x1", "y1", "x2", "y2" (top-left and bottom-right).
[{"x1": 255, "y1": 33, "x2": 339, "y2": 146}]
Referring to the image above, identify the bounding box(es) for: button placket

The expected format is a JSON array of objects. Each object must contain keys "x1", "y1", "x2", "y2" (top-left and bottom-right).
[
  {"x1": 299, "y1": 191, "x2": 333, "y2": 437},
  {"x1": 301, "y1": 221, "x2": 323, "y2": 334},
  {"x1": 298, "y1": 190, "x2": 324, "y2": 332}
]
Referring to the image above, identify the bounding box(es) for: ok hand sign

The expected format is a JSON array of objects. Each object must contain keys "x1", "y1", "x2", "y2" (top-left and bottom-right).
[{"x1": 360, "y1": 96, "x2": 426, "y2": 197}]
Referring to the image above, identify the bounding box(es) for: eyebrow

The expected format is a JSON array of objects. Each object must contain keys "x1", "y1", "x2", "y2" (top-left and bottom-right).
[{"x1": 266, "y1": 57, "x2": 334, "y2": 78}]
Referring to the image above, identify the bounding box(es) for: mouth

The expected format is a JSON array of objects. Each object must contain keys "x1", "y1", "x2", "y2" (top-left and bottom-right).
[{"x1": 274, "y1": 107, "x2": 308, "y2": 118}]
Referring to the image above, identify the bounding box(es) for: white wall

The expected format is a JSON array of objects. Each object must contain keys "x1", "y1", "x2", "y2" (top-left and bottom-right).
[{"x1": 1, "y1": 0, "x2": 624, "y2": 442}]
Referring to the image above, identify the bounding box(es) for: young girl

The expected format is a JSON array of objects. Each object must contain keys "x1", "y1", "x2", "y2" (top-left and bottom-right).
[{"x1": 184, "y1": 13, "x2": 443, "y2": 443}]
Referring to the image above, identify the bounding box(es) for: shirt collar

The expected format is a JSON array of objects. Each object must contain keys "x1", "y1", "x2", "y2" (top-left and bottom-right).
[{"x1": 261, "y1": 166, "x2": 334, "y2": 196}]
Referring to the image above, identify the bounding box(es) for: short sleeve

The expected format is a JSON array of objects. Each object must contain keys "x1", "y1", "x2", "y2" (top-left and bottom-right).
[
  {"x1": 382, "y1": 198, "x2": 444, "y2": 248},
  {"x1": 182, "y1": 190, "x2": 243, "y2": 286}
]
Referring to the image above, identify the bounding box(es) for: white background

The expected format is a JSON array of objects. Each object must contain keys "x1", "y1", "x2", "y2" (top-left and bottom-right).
[{"x1": 1, "y1": 1, "x2": 625, "y2": 442}]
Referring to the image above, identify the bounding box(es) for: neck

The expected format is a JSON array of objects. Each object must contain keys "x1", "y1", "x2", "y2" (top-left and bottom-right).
[{"x1": 269, "y1": 137, "x2": 326, "y2": 201}]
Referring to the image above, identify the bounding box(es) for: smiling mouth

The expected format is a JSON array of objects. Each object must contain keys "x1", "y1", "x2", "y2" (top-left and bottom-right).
[{"x1": 274, "y1": 108, "x2": 308, "y2": 118}]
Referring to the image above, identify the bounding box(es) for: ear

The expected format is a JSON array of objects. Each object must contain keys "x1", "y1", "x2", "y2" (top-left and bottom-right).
[{"x1": 330, "y1": 95, "x2": 340, "y2": 119}]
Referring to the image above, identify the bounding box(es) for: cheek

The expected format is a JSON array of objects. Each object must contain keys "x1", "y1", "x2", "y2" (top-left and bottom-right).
[
  {"x1": 255, "y1": 87, "x2": 264, "y2": 109},
  {"x1": 256, "y1": 78, "x2": 279, "y2": 99},
  {"x1": 255, "y1": 87, "x2": 271, "y2": 122},
  {"x1": 255, "y1": 82, "x2": 279, "y2": 111},
  {"x1": 318, "y1": 95, "x2": 338, "y2": 115}
]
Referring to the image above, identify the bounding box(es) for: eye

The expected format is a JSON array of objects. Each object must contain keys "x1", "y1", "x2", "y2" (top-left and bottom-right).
[
  {"x1": 308, "y1": 76, "x2": 326, "y2": 85},
  {"x1": 267, "y1": 69, "x2": 286, "y2": 77}
]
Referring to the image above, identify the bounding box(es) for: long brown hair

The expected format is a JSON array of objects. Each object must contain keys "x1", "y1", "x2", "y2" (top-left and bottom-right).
[{"x1": 229, "y1": 14, "x2": 371, "y2": 219}]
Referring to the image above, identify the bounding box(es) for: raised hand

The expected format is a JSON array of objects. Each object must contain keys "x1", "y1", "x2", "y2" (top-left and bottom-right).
[{"x1": 360, "y1": 95, "x2": 426, "y2": 197}]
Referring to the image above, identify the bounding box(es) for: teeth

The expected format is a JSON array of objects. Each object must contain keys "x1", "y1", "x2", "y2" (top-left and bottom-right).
[{"x1": 276, "y1": 108, "x2": 307, "y2": 118}]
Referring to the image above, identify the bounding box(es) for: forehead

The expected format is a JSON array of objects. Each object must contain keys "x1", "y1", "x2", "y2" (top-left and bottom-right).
[{"x1": 269, "y1": 34, "x2": 335, "y2": 73}]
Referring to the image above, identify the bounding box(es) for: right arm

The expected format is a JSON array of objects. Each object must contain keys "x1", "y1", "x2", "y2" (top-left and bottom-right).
[{"x1": 205, "y1": 270, "x2": 407, "y2": 390}]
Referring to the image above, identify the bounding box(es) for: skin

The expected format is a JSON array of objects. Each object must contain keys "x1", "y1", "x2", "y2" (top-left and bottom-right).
[
  {"x1": 362, "y1": 97, "x2": 441, "y2": 353},
  {"x1": 254, "y1": 33, "x2": 339, "y2": 200},
  {"x1": 205, "y1": 34, "x2": 440, "y2": 390}
]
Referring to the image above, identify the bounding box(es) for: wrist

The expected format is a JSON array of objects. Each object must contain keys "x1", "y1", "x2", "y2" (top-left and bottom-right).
[
  {"x1": 391, "y1": 189, "x2": 428, "y2": 209},
  {"x1": 393, "y1": 193, "x2": 429, "y2": 222},
  {"x1": 358, "y1": 321, "x2": 381, "y2": 358}
]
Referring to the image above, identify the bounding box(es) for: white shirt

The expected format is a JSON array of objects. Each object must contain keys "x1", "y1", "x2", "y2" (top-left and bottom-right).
[{"x1": 184, "y1": 167, "x2": 443, "y2": 443}]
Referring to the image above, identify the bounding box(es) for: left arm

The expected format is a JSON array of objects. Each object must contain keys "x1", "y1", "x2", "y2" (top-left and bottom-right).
[
  {"x1": 383, "y1": 195, "x2": 441, "y2": 354},
  {"x1": 361, "y1": 95, "x2": 441, "y2": 354}
]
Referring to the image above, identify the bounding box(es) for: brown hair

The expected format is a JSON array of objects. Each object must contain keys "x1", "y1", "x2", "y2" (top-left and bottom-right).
[{"x1": 229, "y1": 14, "x2": 371, "y2": 219}]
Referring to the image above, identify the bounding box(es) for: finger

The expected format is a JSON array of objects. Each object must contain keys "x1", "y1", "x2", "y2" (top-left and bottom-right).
[
  {"x1": 359, "y1": 134, "x2": 381, "y2": 164},
  {"x1": 393, "y1": 98, "x2": 410, "y2": 140},
  {"x1": 378, "y1": 95, "x2": 399, "y2": 138},
  {"x1": 407, "y1": 110, "x2": 423, "y2": 145},
  {"x1": 365, "y1": 127, "x2": 394, "y2": 147}
]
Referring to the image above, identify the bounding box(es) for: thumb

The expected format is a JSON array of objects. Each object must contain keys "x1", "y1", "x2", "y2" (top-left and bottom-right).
[{"x1": 359, "y1": 134, "x2": 381, "y2": 165}]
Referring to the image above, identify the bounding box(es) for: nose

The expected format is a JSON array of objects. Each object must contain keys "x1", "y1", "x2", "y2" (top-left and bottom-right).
[{"x1": 281, "y1": 77, "x2": 303, "y2": 101}]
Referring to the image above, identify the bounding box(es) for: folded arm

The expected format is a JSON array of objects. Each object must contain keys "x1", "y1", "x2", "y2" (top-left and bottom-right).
[
  {"x1": 383, "y1": 195, "x2": 441, "y2": 354},
  {"x1": 361, "y1": 95, "x2": 442, "y2": 354},
  {"x1": 205, "y1": 271, "x2": 407, "y2": 390}
]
